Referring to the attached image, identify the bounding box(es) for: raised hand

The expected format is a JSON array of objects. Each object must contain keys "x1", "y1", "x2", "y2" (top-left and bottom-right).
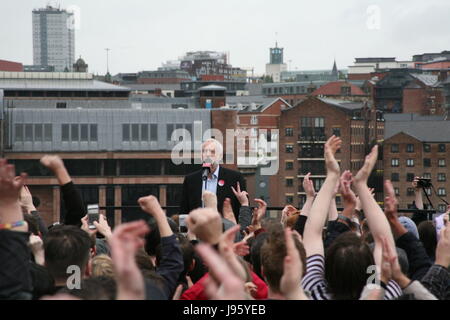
[
  {"x1": 19, "y1": 186, "x2": 36, "y2": 213},
  {"x1": 384, "y1": 180, "x2": 399, "y2": 222},
  {"x1": 0, "y1": 159, "x2": 27, "y2": 205},
  {"x1": 281, "y1": 205, "x2": 298, "y2": 226},
  {"x1": 93, "y1": 214, "x2": 113, "y2": 240},
  {"x1": 202, "y1": 190, "x2": 218, "y2": 210},
  {"x1": 218, "y1": 224, "x2": 247, "y2": 281},
  {"x1": 251, "y1": 199, "x2": 267, "y2": 230},
  {"x1": 138, "y1": 195, "x2": 172, "y2": 237},
  {"x1": 39, "y1": 155, "x2": 65, "y2": 172},
  {"x1": 231, "y1": 182, "x2": 249, "y2": 206},
  {"x1": 340, "y1": 170, "x2": 357, "y2": 206},
  {"x1": 109, "y1": 220, "x2": 149, "y2": 300},
  {"x1": 186, "y1": 208, "x2": 222, "y2": 245},
  {"x1": 302, "y1": 172, "x2": 316, "y2": 198},
  {"x1": 195, "y1": 243, "x2": 247, "y2": 300},
  {"x1": 222, "y1": 198, "x2": 237, "y2": 224},
  {"x1": 324, "y1": 135, "x2": 342, "y2": 175},
  {"x1": 353, "y1": 145, "x2": 378, "y2": 186},
  {"x1": 279, "y1": 228, "x2": 308, "y2": 300}
]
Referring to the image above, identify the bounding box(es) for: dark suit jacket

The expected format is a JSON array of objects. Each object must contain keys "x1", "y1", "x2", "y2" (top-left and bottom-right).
[{"x1": 179, "y1": 166, "x2": 246, "y2": 220}]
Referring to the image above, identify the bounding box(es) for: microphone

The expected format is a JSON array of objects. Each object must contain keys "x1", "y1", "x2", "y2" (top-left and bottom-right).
[{"x1": 202, "y1": 158, "x2": 212, "y2": 181}]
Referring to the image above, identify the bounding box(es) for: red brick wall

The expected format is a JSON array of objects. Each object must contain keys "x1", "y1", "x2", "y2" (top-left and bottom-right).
[
  {"x1": 0, "y1": 59, "x2": 23, "y2": 72},
  {"x1": 403, "y1": 88, "x2": 427, "y2": 114}
]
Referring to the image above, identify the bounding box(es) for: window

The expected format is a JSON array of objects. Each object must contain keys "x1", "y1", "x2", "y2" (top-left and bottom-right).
[
  {"x1": 438, "y1": 188, "x2": 446, "y2": 196},
  {"x1": 423, "y1": 173, "x2": 431, "y2": 179},
  {"x1": 407, "y1": 188, "x2": 415, "y2": 196},
  {"x1": 15, "y1": 124, "x2": 23, "y2": 141},
  {"x1": 56, "y1": 102, "x2": 67, "y2": 109},
  {"x1": 71, "y1": 124, "x2": 79, "y2": 140},
  {"x1": 391, "y1": 144, "x2": 399, "y2": 153},
  {"x1": 250, "y1": 115, "x2": 258, "y2": 125},
  {"x1": 286, "y1": 161, "x2": 293, "y2": 170},
  {"x1": 394, "y1": 188, "x2": 400, "y2": 196},
  {"x1": 285, "y1": 128, "x2": 293, "y2": 136},
  {"x1": 438, "y1": 173, "x2": 446, "y2": 182},
  {"x1": 90, "y1": 124, "x2": 98, "y2": 142},
  {"x1": 438, "y1": 204, "x2": 447, "y2": 213},
  {"x1": 286, "y1": 178, "x2": 293, "y2": 187},
  {"x1": 438, "y1": 144, "x2": 446, "y2": 152},
  {"x1": 406, "y1": 144, "x2": 414, "y2": 152},
  {"x1": 25, "y1": 124, "x2": 33, "y2": 141},
  {"x1": 423, "y1": 144, "x2": 431, "y2": 152},
  {"x1": 286, "y1": 195, "x2": 294, "y2": 204},
  {"x1": 391, "y1": 173, "x2": 399, "y2": 181},
  {"x1": 406, "y1": 159, "x2": 414, "y2": 167},
  {"x1": 150, "y1": 124, "x2": 158, "y2": 141},
  {"x1": 167, "y1": 124, "x2": 174, "y2": 140},
  {"x1": 285, "y1": 145, "x2": 293, "y2": 153},
  {"x1": 80, "y1": 124, "x2": 88, "y2": 141},
  {"x1": 332, "y1": 127, "x2": 341, "y2": 137},
  {"x1": 34, "y1": 124, "x2": 43, "y2": 141},
  {"x1": 391, "y1": 159, "x2": 399, "y2": 167},
  {"x1": 44, "y1": 124, "x2": 52, "y2": 142},
  {"x1": 425, "y1": 188, "x2": 432, "y2": 196},
  {"x1": 131, "y1": 124, "x2": 139, "y2": 141},
  {"x1": 141, "y1": 124, "x2": 149, "y2": 141},
  {"x1": 424, "y1": 158, "x2": 431, "y2": 167},
  {"x1": 62, "y1": 124, "x2": 70, "y2": 142},
  {"x1": 406, "y1": 173, "x2": 415, "y2": 182},
  {"x1": 122, "y1": 124, "x2": 130, "y2": 142},
  {"x1": 438, "y1": 159, "x2": 446, "y2": 167}
]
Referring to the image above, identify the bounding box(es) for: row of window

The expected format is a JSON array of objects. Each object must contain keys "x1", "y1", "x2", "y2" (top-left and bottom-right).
[
  {"x1": 393, "y1": 187, "x2": 447, "y2": 197},
  {"x1": 285, "y1": 127, "x2": 341, "y2": 137},
  {"x1": 391, "y1": 173, "x2": 446, "y2": 182},
  {"x1": 122, "y1": 124, "x2": 158, "y2": 142},
  {"x1": 391, "y1": 143, "x2": 446, "y2": 153},
  {"x1": 391, "y1": 158, "x2": 446, "y2": 167},
  {"x1": 61, "y1": 124, "x2": 98, "y2": 142},
  {"x1": 15, "y1": 124, "x2": 52, "y2": 142}
]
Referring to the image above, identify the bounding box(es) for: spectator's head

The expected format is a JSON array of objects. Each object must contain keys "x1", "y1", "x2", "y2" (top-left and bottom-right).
[
  {"x1": 58, "y1": 276, "x2": 116, "y2": 300},
  {"x1": 201, "y1": 138, "x2": 223, "y2": 166},
  {"x1": 325, "y1": 232, "x2": 374, "y2": 300},
  {"x1": 144, "y1": 216, "x2": 178, "y2": 256},
  {"x1": 44, "y1": 225, "x2": 92, "y2": 285},
  {"x1": 249, "y1": 232, "x2": 269, "y2": 279},
  {"x1": 286, "y1": 212, "x2": 300, "y2": 229},
  {"x1": 260, "y1": 224, "x2": 306, "y2": 296},
  {"x1": 398, "y1": 216, "x2": 419, "y2": 239},
  {"x1": 91, "y1": 254, "x2": 115, "y2": 278},
  {"x1": 418, "y1": 220, "x2": 437, "y2": 260}
]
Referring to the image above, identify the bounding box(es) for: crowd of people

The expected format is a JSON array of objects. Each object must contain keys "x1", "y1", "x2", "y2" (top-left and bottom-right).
[{"x1": 0, "y1": 136, "x2": 449, "y2": 300}]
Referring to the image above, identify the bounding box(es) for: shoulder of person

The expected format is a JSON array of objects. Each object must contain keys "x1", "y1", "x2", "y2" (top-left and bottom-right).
[{"x1": 185, "y1": 169, "x2": 202, "y2": 180}]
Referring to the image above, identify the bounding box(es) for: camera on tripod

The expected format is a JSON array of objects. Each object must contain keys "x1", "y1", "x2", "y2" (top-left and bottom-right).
[{"x1": 417, "y1": 178, "x2": 432, "y2": 188}]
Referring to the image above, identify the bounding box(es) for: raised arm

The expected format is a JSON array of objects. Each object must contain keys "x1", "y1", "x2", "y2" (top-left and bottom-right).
[
  {"x1": 138, "y1": 195, "x2": 183, "y2": 298},
  {"x1": 412, "y1": 176, "x2": 424, "y2": 210},
  {"x1": 300, "y1": 172, "x2": 315, "y2": 217},
  {"x1": 40, "y1": 155, "x2": 86, "y2": 226},
  {"x1": 303, "y1": 136, "x2": 342, "y2": 257},
  {"x1": 353, "y1": 146, "x2": 396, "y2": 267}
]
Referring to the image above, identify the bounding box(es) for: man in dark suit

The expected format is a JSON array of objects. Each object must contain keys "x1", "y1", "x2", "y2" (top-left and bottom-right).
[{"x1": 179, "y1": 138, "x2": 246, "y2": 220}]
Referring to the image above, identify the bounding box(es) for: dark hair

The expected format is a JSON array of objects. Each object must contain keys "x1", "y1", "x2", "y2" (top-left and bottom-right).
[
  {"x1": 418, "y1": 221, "x2": 437, "y2": 260},
  {"x1": 325, "y1": 232, "x2": 375, "y2": 300},
  {"x1": 260, "y1": 223, "x2": 306, "y2": 293},
  {"x1": 58, "y1": 276, "x2": 116, "y2": 300},
  {"x1": 44, "y1": 225, "x2": 92, "y2": 281},
  {"x1": 144, "y1": 217, "x2": 179, "y2": 256}
]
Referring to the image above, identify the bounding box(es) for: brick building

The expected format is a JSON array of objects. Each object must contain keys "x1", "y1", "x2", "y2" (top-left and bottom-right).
[
  {"x1": 0, "y1": 59, "x2": 24, "y2": 72},
  {"x1": 275, "y1": 96, "x2": 384, "y2": 208},
  {"x1": 383, "y1": 113, "x2": 450, "y2": 212}
]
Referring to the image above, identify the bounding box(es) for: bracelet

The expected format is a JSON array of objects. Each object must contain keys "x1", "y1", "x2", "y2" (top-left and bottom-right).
[{"x1": 0, "y1": 220, "x2": 26, "y2": 230}]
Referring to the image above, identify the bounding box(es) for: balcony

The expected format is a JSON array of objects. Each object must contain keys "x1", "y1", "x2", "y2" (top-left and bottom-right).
[
  {"x1": 298, "y1": 167, "x2": 326, "y2": 176},
  {"x1": 297, "y1": 151, "x2": 324, "y2": 159},
  {"x1": 297, "y1": 134, "x2": 327, "y2": 142}
]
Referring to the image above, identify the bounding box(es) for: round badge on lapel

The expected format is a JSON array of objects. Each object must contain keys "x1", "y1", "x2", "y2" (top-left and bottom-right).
[{"x1": 218, "y1": 179, "x2": 225, "y2": 187}]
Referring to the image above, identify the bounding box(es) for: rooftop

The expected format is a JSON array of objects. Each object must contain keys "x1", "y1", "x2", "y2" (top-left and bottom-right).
[
  {"x1": 312, "y1": 81, "x2": 367, "y2": 96},
  {"x1": 385, "y1": 114, "x2": 450, "y2": 142}
]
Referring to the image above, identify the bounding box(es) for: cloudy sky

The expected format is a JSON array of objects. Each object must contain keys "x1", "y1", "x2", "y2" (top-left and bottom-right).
[{"x1": 1, "y1": 0, "x2": 449, "y2": 75}]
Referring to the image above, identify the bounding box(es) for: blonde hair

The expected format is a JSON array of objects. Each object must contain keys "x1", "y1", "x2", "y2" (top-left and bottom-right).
[{"x1": 91, "y1": 254, "x2": 115, "y2": 278}]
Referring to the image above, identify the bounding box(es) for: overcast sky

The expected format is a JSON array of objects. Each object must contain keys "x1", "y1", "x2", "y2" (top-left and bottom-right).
[{"x1": 1, "y1": 0, "x2": 449, "y2": 75}]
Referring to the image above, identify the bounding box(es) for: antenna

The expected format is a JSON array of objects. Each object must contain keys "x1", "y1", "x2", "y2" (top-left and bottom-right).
[{"x1": 105, "y1": 48, "x2": 111, "y2": 74}]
